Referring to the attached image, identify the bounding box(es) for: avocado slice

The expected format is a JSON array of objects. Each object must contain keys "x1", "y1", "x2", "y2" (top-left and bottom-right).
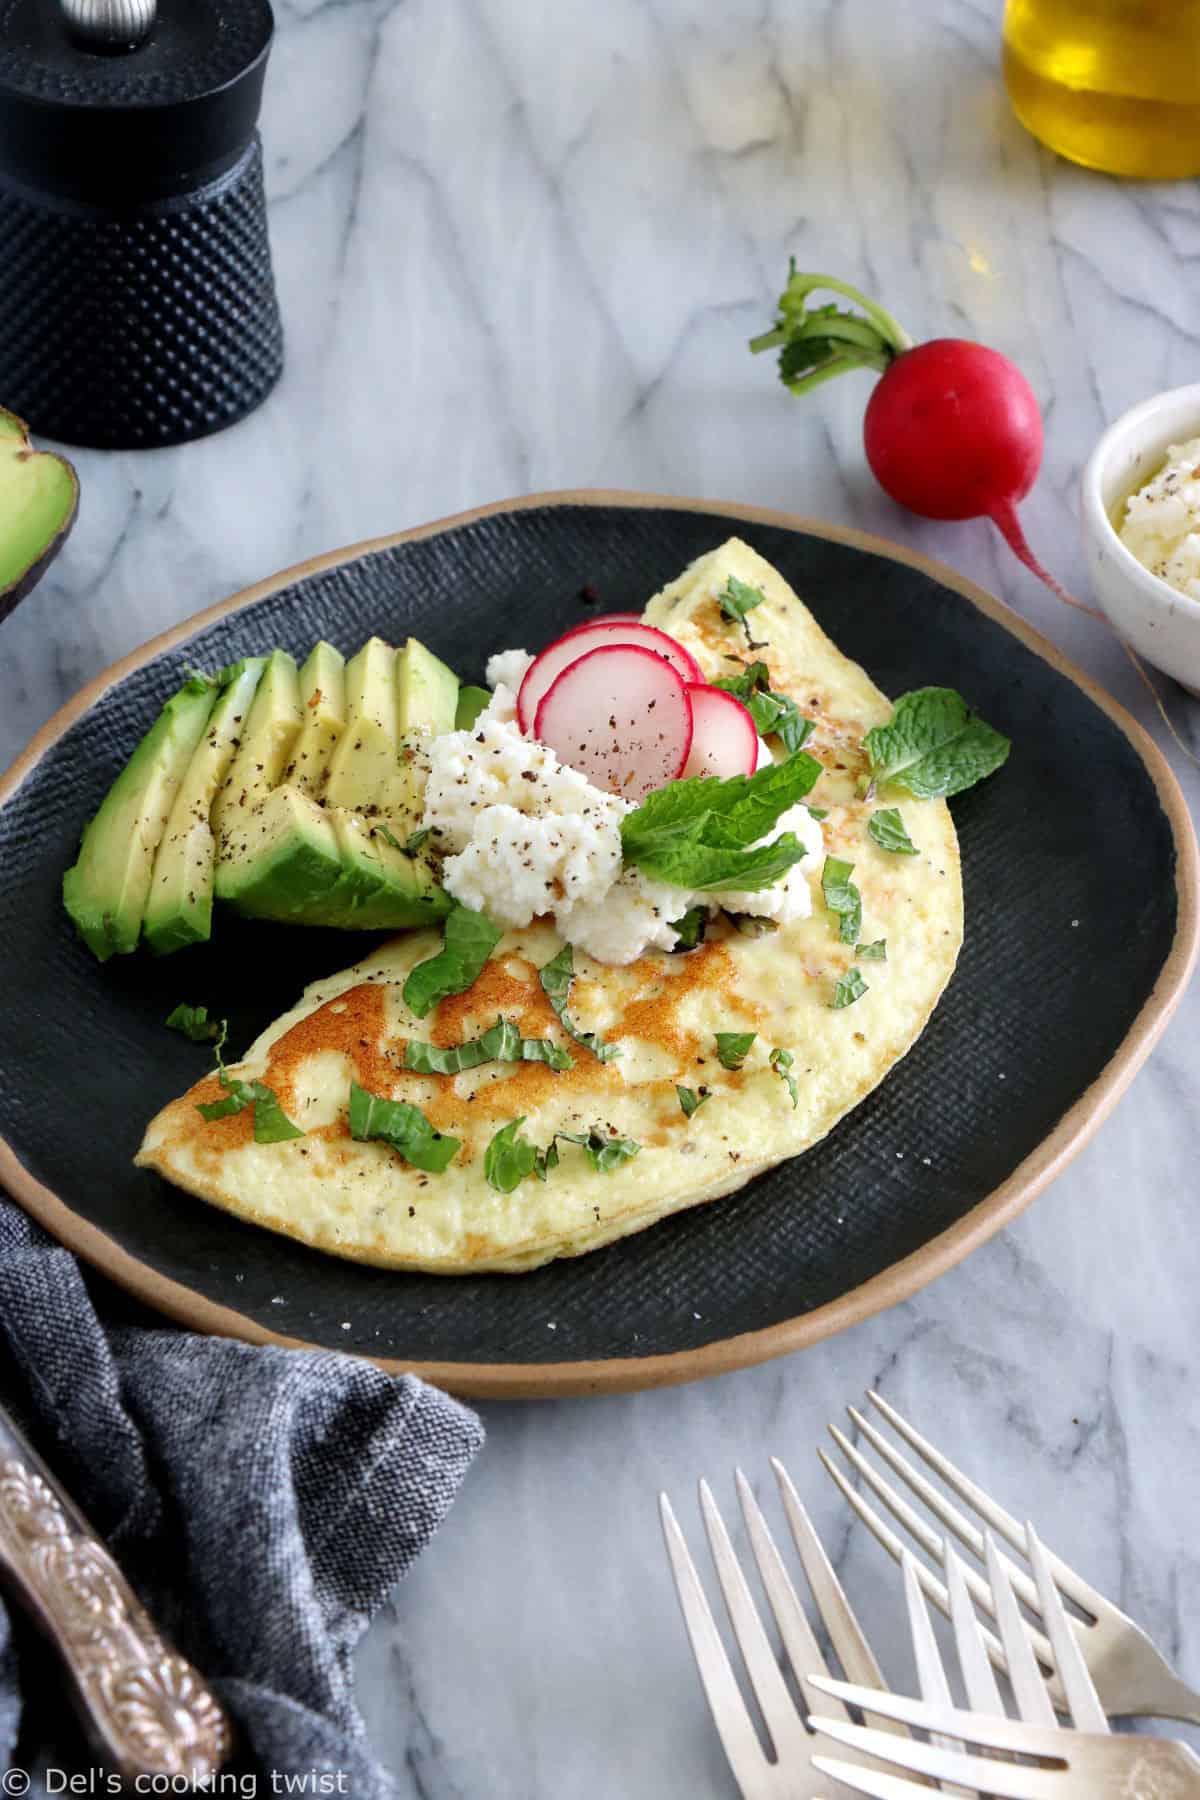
[
  {"x1": 325, "y1": 810, "x2": 451, "y2": 928},
  {"x1": 323, "y1": 637, "x2": 408, "y2": 814},
  {"x1": 215, "y1": 783, "x2": 344, "y2": 920},
  {"x1": 397, "y1": 637, "x2": 459, "y2": 736},
  {"x1": 63, "y1": 673, "x2": 218, "y2": 960},
  {"x1": 212, "y1": 649, "x2": 303, "y2": 844},
  {"x1": 142, "y1": 657, "x2": 267, "y2": 956},
  {"x1": 0, "y1": 408, "x2": 79, "y2": 623},
  {"x1": 455, "y1": 684, "x2": 491, "y2": 731},
  {"x1": 289, "y1": 641, "x2": 345, "y2": 798}
]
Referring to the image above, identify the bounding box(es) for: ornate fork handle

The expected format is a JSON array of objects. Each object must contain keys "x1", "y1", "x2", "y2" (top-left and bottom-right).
[{"x1": 0, "y1": 1413, "x2": 232, "y2": 1783}]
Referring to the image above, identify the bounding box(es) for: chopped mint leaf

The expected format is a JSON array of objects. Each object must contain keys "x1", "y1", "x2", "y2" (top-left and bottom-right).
[
  {"x1": 677, "y1": 1084, "x2": 710, "y2": 1119},
  {"x1": 403, "y1": 827, "x2": 433, "y2": 854},
  {"x1": 405, "y1": 1015, "x2": 573, "y2": 1074},
  {"x1": 539, "y1": 945, "x2": 621, "y2": 1061},
  {"x1": 484, "y1": 1118, "x2": 640, "y2": 1191},
  {"x1": 868, "y1": 808, "x2": 918, "y2": 855},
  {"x1": 166, "y1": 1003, "x2": 225, "y2": 1046},
  {"x1": 715, "y1": 1031, "x2": 756, "y2": 1070},
  {"x1": 718, "y1": 575, "x2": 768, "y2": 648},
  {"x1": 831, "y1": 968, "x2": 869, "y2": 1009},
  {"x1": 197, "y1": 1070, "x2": 303, "y2": 1143},
  {"x1": 558, "y1": 1129, "x2": 641, "y2": 1174},
  {"x1": 864, "y1": 688, "x2": 1010, "y2": 799},
  {"x1": 857, "y1": 938, "x2": 887, "y2": 960},
  {"x1": 808, "y1": 806, "x2": 829, "y2": 822},
  {"x1": 349, "y1": 1080, "x2": 459, "y2": 1172},
  {"x1": 769, "y1": 1046, "x2": 798, "y2": 1108},
  {"x1": 484, "y1": 1119, "x2": 540, "y2": 1193},
  {"x1": 669, "y1": 905, "x2": 708, "y2": 952},
  {"x1": 621, "y1": 753, "x2": 821, "y2": 892},
  {"x1": 713, "y1": 660, "x2": 814, "y2": 755},
  {"x1": 375, "y1": 825, "x2": 403, "y2": 852},
  {"x1": 403, "y1": 904, "x2": 503, "y2": 1019},
  {"x1": 822, "y1": 855, "x2": 862, "y2": 945}
]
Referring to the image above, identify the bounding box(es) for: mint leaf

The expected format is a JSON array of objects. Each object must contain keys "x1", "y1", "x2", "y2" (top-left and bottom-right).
[
  {"x1": 197, "y1": 1070, "x2": 303, "y2": 1143},
  {"x1": 868, "y1": 808, "x2": 918, "y2": 855},
  {"x1": 403, "y1": 827, "x2": 433, "y2": 854},
  {"x1": 403, "y1": 904, "x2": 503, "y2": 1019},
  {"x1": 857, "y1": 938, "x2": 887, "y2": 960},
  {"x1": 166, "y1": 1003, "x2": 225, "y2": 1046},
  {"x1": 808, "y1": 806, "x2": 829, "y2": 822},
  {"x1": 539, "y1": 945, "x2": 621, "y2": 1061},
  {"x1": 621, "y1": 753, "x2": 821, "y2": 892},
  {"x1": 455, "y1": 684, "x2": 491, "y2": 731},
  {"x1": 713, "y1": 661, "x2": 814, "y2": 755},
  {"x1": 726, "y1": 912, "x2": 779, "y2": 938},
  {"x1": 864, "y1": 688, "x2": 1010, "y2": 799},
  {"x1": 831, "y1": 968, "x2": 869, "y2": 1009},
  {"x1": 719, "y1": 576, "x2": 768, "y2": 649},
  {"x1": 669, "y1": 905, "x2": 708, "y2": 952},
  {"x1": 822, "y1": 856, "x2": 862, "y2": 945},
  {"x1": 484, "y1": 1119, "x2": 640, "y2": 1191},
  {"x1": 484, "y1": 1119, "x2": 540, "y2": 1193},
  {"x1": 677, "y1": 1084, "x2": 710, "y2": 1119},
  {"x1": 715, "y1": 1031, "x2": 756, "y2": 1070},
  {"x1": 769, "y1": 1046, "x2": 798, "y2": 1108},
  {"x1": 404, "y1": 1015, "x2": 573, "y2": 1074},
  {"x1": 349, "y1": 1080, "x2": 460, "y2": 1172}
]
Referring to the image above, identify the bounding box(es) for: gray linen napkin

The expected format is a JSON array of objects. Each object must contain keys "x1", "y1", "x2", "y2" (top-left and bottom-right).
[{"x1": 0, "y1": 1198, "x2": 484, "y2": 1793}]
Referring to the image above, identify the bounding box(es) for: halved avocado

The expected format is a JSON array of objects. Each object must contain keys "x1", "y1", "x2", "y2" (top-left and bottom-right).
[
  {"x1": 397, "y1": 636, "x2": 459, "y2": 736},
  {"x1": 142, "y1": 657, "x2": 267, "y2": 955},
  {"x1": 289, "y1": 641, "x2": 345, "y2": 798},
  {"x1": 0, "y1": 408, "x2": 79, "y2": 621},
  {"x1": 63, "y1": 674, "x2": 218, "y2": 960}
]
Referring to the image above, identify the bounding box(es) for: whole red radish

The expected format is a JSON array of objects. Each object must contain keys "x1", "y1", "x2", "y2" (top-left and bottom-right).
[{"x1": 750, "y1": 269, "x2": 1073, "y2": 605}]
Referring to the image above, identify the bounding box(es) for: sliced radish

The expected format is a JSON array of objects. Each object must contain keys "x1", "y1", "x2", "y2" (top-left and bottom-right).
[
  {"x1": 681, "y1": 685, "x2": 759, "y2": 780},
  {"x1": 534, "y1": 645, "x2": 693, "y2": 802},
  {"x1": 518, "y1": 620, "x2": 702, "y2": 734}
]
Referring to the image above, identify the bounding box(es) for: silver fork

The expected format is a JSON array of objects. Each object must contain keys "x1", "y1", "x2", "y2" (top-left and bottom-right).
[
  {"x1": 822, "y1": 1389, "x2": 1200, "y2": 1723},
  {"x1": 659, "y1": 1458, "x2": 904, "y2": 1798},
  {"x1": 805, "y1": 1519, "x2": 1200, "y2": 1797}
]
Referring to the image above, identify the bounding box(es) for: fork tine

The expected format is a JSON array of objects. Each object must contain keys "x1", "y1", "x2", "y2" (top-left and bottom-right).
[
  {"x1": 902, "y1": 1550, "x2": 954, "y2": 1709},
  {"x1": 699, "y1": 1480, "x2": 808, "y2": 1763},
  {"x1": 771, "y1": 1457, "x2": 888, "y2": 1693},
  {"x1": 810, "y1": 1720, "x2": 1069, "y2": 1800},
  {"x1": 946, "y1": 1545, "x2": 1005, "y2": 1714},
  {"x1": 809, "y1": 1756, "x2": 950, "y2": 1800},
  {"x1": 985, "y1": 1531, "x2": 1057, "y2": 1726},
  {"x1": 1025, "y1": 1523, "x2": 1107, "y2": 1733},
  {"x1": 866, "y1": 1391, "x2": 1103, "y2": 1616},
  {"x1": 734, "y1": 1468, "x2": 851, "y2": 1722},
  {"x1": 829, "y1": 1421, "x2": 1055, "y2": 1668},
  {"x1": 844, "y1": 1405, "x2": 1046, "y2": 1619},
  {"x1": 659, "y1": 1493, "x2": 769, "y2": 1793}
]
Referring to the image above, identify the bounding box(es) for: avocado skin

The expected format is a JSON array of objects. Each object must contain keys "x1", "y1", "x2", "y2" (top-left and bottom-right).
[
  {"x1": 63, "y1": 675, "x2": 218, "y2": 960},
  {"x1": 142, "y1": 657, "x2": 268, "y2": 956}
]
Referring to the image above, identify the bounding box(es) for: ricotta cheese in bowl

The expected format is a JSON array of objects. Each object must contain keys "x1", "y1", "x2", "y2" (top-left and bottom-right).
[
  {"x1": 1118, "y1": 436, "x2": 1200, "y2": 602},
  {"x1": 418, "y1": 651, "x2": 824, "y2": 965}
]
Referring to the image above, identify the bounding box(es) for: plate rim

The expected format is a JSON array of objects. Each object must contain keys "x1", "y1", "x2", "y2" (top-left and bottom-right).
[{"x1": 2, "y1": 487, "x2": 1196, "y2": 1399}]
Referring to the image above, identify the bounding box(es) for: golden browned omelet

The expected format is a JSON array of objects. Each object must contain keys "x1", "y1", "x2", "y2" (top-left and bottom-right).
[{"x1": 137, "y1": 540, "x2": 963, "y2": 1271}]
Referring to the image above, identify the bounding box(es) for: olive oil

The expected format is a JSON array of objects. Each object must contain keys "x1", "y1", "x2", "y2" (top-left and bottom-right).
[{"x1": 1003, "y1": 0, "x2": 1200, "y2": 179}]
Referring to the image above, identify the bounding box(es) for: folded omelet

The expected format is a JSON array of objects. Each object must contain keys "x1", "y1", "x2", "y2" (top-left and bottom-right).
[{"x1": 137, "y1": 541, "x2": 963, "y2": 1272}]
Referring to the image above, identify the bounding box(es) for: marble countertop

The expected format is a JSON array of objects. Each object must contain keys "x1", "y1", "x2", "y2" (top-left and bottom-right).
[{"x1": 6, "y1": 0, "x2": 1200, "y2": 1793}]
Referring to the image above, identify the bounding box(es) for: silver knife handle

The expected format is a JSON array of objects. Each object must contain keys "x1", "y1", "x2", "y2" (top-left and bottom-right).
[{"x1": 0, "y1": 1420, "x2": 231, "y2": 1784}]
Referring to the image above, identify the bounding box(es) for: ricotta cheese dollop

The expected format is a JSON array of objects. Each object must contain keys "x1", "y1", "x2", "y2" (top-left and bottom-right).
[
  {"x1": 1120, "y1": 436, "x2": 1200, "y2": 602},
  {"x1": 420, "y1": 649, "x2": 823, "y2": 964}
]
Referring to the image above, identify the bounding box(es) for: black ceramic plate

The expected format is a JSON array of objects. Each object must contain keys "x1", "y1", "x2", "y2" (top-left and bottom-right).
[{"x1": 0, "y1": 495, "x2": 1194, "y2": 1397}]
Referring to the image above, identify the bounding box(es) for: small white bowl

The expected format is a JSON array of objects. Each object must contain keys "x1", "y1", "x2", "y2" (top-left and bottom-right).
[{"x1": 1081, "y1": 382, "x2": 1200, "y2": 697}]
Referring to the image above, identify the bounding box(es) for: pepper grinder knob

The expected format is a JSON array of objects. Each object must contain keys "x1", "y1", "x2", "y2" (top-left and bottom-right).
[{"x1": 59, "y1": 0, "x2": 156, "y2": 52}]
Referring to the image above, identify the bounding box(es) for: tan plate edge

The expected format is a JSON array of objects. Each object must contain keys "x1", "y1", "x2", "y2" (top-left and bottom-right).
[{"x1": 2, "y1": 488, "x2": 1197, "y2": 1400}]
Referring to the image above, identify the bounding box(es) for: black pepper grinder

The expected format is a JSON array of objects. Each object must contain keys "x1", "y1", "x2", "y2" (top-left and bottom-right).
[{"x1": 0, "y1": 0, "x2": 283, "y2": 449}]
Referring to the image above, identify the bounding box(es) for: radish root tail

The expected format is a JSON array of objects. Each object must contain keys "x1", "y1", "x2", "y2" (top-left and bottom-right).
[{"x1": 987, "y1": 501, "x2": 1199, "y2": 769}]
